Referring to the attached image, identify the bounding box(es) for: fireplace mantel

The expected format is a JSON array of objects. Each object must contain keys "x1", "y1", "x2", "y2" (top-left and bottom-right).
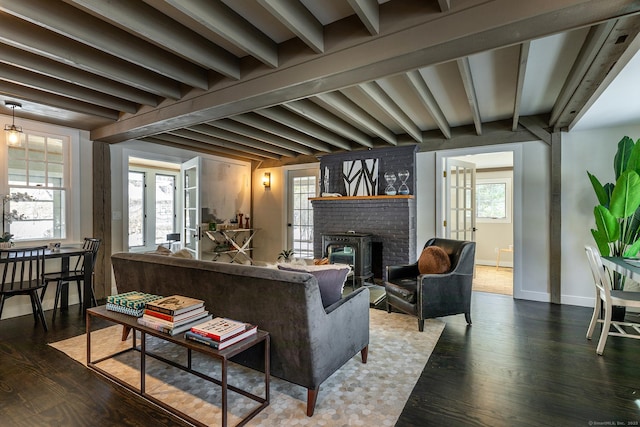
[{"x1": 310, "y1": 195, "x2": 414, "y2": 201}]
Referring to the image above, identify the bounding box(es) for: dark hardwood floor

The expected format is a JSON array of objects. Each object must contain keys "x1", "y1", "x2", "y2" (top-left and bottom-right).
[{"x1": 1, "y1": 292, "x2": 639, "y2": 426}]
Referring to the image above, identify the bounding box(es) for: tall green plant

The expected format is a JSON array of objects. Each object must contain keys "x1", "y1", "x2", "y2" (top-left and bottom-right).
[{"x1": 588, "y1": 136, "x2": 640, "y2": 290}]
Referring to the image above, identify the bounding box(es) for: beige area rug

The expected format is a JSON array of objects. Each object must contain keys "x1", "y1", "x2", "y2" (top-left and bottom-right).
[{"x1": 50, "y1": 309, "x2": 444, "y2": 426}]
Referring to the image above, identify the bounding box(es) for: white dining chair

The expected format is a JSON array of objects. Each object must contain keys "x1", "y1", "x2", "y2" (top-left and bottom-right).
[{"x1": 585, "y1": 245, "x2": 640, "y2": 355}]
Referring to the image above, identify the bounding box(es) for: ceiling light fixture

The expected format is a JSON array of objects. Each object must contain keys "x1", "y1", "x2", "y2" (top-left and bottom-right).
[{"x1": 4, "y1": 101, "x2": 23, "y2": 147}]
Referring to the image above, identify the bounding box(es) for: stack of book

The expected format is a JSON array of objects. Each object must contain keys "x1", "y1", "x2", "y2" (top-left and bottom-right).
[
  {"x1": 106, "y1": 291, "x2": 163, "y2": 317},
  {"x1": 185, "y1": 317, "x2": 257, "y2": 350},
  {"x1": 137, "y1": 295, "x2": 212, "y2": 335}
]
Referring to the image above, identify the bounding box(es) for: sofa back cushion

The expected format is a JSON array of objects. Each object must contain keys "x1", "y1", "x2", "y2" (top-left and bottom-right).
[{"x1": 278, "y1": 263, "x2": 351, "y2": 307}]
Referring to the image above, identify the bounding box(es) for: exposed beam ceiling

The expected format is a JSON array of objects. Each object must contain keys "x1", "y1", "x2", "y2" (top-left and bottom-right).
[{"x1": 0, "y1": 0, "x2": 637, "y2": 164}]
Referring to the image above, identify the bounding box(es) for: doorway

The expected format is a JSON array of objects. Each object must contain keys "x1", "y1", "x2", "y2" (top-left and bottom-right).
[{"x1": 446, "y1": 151, "x2": 514, "y2": 296}]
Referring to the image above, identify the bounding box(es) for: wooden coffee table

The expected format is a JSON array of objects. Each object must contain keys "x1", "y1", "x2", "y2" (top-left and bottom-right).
[{"x1": 86, "y1": 305, "x2": 269, "y2": 427}]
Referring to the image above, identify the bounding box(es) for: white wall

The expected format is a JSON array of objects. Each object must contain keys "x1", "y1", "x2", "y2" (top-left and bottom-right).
[{"x1": 561, "y1": 124, "x2": 640, "y2": 306}]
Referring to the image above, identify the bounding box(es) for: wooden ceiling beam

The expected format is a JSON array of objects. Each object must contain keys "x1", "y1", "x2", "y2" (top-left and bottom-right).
[
  {"x1": 258, "y1": 0, "x2": 324, "y2": 53},
  {"x1": 0, "y1": 0, "x2": 208, "y2": 89},
  {"x1": 143, "y1": 136, "x2": 264, "y2": 161},
  {"x1": 187, "y1": 124, "x2": 297, "y2": 157},
  {"x1": 0, "y1": 43, "x2": 158, "y2": 106},
  {"x1": 283, "y1": 99, "x2": 373, "y2": 148},
  {"x1": 316, "y1": 91, "x2": 397, "y2": 145},
  {"x1": 168, "y1": 129, "x2": 281, "y2": 160},
  {"x1": 347, "y1": 0, "x2": 379, "y2": 35},
  {"x1": 66, "y1": 0, "x2": 239, "y2": 79},
  {"x1": 255, "y1": 106, "x2": 352, "y2": 150},
  {"x1": 0, "y1": 63, "x2": 138, "y2": 113},
  {"x1": 359, "y1": 81, "x2": 422, "y2": 142},
  {"x1": 405, "y1": 70, "x2": 451, "y2": 139},
  {"x1": 231, "y1": 112, "x2": 333, "y2": 153},
  {"x1": 163, "y1": 0, "x2": 278, "y2": 68},
  {"x1": 512, "y1": 42, "x2": 530, "y2": 131},
  {"x1": 209, "y1": 119, "x2": 315, "y2": 156},
  {"x1": 0, "y1": 14, "x2": 181, "y2": 99},
  {"x1": 456, "y1": 57, "x2": 482, "y2": 136}
]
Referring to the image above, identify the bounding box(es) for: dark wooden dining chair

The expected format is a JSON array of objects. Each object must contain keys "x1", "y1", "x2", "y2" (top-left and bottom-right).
[
  {"x1": 0, "y1": 246, "x2": 48, "y2": 331},
  {"x1": 41, "y1": 238, "x2": 101, "y2": 320}
]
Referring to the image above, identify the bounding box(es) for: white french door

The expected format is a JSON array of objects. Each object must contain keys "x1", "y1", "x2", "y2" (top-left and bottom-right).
[
  {"x1": 181, "y1": 157, "x2": 201, "y2": 259},
  {"x1": 286, "y1": 168, "x2": 319, "y2": 259},
  {"x1": 444, "y1": 158, "x2": 476, "y2": 241}
]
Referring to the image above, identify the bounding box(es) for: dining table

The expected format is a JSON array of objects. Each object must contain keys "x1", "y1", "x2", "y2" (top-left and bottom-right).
[
  {"x1": 600, "y1": 256, "x2": 640, "y2": 282},
  {"x1": 44, "y1": 245, "x2": 94, "y2": 315}
]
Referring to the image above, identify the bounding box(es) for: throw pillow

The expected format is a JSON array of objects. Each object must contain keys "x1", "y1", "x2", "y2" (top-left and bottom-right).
[
  {"x1": 418, "y1": 246, "x2": 451, "y2": 275},
  {"x1": 170, "y1": 249, "x2": 193, "y2": 259},
  {"x1": 278, "y1": 264, "x2": 351, "y2": 308}
]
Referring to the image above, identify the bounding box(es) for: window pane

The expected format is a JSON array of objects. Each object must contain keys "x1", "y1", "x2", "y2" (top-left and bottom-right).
[
  {"x1": 128, "y1": 171, "x2": 145, "y2": 247},
  {"x1": 155, "y1": 174, "x2": 175, "y2": 244},
  {"x1": 6, "y1": 189, "x2": 66, "y2": 240},
  {"x1": 476, "y1": 183, "x2": 506, "y2": 218}
]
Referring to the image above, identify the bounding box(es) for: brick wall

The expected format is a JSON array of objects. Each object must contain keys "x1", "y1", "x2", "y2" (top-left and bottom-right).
[{"x1": 313, "y1": 145, "x2": 417, "y2": 280}]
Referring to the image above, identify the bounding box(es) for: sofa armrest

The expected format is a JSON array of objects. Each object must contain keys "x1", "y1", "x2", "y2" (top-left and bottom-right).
[
  {"x1": 387, "y1": 263, "x2": 419, "y2": 281},
  {"x1": 417, "y1": 271, "x2": 473, "y2": 316},
  {"x1": 306, "y1": 286, "x2": 370, "y2": 385}
]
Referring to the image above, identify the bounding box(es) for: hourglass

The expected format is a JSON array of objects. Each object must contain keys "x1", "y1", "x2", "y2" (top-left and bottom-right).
[
  {"x1": 397, "y1": 170, "x2": 410, "y2": 195},
  {"x1": 384, "y1": 172, "x2": 397, "y2": 195}
]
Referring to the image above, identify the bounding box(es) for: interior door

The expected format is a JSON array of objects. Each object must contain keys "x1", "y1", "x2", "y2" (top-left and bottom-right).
[
  {"x1": 286, "y1": 168, "x2": 319, "y2": 259},
  {"x1": 444, "y1": 158, "x2": 476, "y2": 241},
  {"x1": 181, "y1": 157, "x2": 201, "y2": 259}
]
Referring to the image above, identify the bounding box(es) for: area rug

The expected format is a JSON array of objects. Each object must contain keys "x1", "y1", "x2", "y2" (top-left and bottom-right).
[{"x1": 50, "y1": 309, "x2": 444, "y2": 426}]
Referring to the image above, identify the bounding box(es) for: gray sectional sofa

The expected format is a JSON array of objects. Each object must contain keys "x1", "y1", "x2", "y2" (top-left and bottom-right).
[{"x1": 110, "y1": 252, "x2": 370, "y2": 416}]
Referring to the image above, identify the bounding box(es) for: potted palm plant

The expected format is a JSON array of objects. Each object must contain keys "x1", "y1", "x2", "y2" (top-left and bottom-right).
[{"x1": 588, "y1": 136, "x2": 640, "y2": 319}]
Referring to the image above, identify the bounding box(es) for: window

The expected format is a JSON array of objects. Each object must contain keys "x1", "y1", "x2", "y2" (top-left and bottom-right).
[
  {"x1": 6, "y1": 132, "x2": 68, "y2": 241},
  {"x1": 476, "y1": 178, "x2": 511, "y2": 223},
  {"x1": 128, "y1": 164, "x2": 178, "y2": 249}
]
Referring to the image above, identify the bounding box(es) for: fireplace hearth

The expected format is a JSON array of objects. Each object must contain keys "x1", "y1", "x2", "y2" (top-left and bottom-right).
[{"x1": 322, "y1": 232, "x2": 372, "y2": 286}]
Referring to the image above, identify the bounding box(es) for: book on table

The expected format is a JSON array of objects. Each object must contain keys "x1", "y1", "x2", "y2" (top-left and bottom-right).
[
  {"x1": 144, "y1": 294, "x2": 204, "y2": 316},
  {"x1": 185, "y1": 323, "x2": 258, "y2": 349},
  {"x1": 143, "y1": 306, "x2": 206, "y2": 322},
  {"x1": 141, "y1": 308, "x2": 210, "y2": 328},
  {"x1": 137, "y1": 313, "x2": 213, "y2": 336},
  {"x1": 188, "y1": 316, "x2": 249, "y2": 341},
  {"x1": 106, "y1": 291, "x2": 163, "y2": 317}
]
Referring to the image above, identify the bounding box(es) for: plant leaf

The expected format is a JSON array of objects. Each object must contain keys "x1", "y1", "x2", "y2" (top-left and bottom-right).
[
  {"x1": 610, "y1": 170, "x2": 640, "y2": 218},
  {"x1": 594, "y1": 205, "x2": 619, "y2": 242},
  {"x1": 627, "y1": 137, "x2": 640, "y2": 174},
  {"x1": 587, "y1": 171, "x2": 610, "y2": 207},
  {"x1": 614, "y1": 136, "x2": 635, "y2": 179},
  {"x1": 591, "y1": 228, "x2": 611, "y2": 256},
  {"x1": 623, "y1": 239, "x2": 640, "y2": 258}
]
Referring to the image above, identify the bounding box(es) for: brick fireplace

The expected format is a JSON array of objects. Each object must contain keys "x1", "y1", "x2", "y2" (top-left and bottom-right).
[{"x1": 312, "y1": 146, "x2": 417, "y2": 281}]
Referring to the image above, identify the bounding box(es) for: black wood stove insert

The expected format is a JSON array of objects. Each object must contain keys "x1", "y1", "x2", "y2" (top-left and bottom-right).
[{"x1": 321, "y1": 232, "x2": 373, "y2": 287}]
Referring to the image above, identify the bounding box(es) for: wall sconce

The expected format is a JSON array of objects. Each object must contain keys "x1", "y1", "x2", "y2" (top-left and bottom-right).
[
  {"x1": 4, "y1": 101, "x2": 23, "y2": 147},
  {"x1": 262, "y1": 172, "x2": 271, "y2": 188}
]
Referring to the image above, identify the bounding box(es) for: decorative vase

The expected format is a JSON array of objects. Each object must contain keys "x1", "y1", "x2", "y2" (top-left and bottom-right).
[{"x1": 0, "y1": 242, "x2": 11, "y2": 249}]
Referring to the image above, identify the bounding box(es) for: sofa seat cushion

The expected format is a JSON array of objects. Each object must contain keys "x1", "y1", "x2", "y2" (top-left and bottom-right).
[
  {"x1": 278, "y1": 263, "x2": 351, "y2": 308},
  {"x1": 385, "y1": 278, "x2": 418, "y2": 304},
  {"x1": 418, "y1": 246, "x2": 451, "y2": 275}
]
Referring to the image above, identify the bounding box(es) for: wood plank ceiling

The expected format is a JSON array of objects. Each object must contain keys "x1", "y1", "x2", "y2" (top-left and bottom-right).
[{"x1": 0, "y1": 0, "x2": 639, "y2": 164}]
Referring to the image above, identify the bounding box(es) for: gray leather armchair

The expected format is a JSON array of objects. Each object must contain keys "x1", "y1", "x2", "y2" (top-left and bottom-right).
[{"x1": 385, "y1": 238, "x2": 476, "y2": 331}]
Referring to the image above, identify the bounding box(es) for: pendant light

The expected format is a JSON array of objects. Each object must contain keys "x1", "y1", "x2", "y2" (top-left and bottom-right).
[{"x1": 4, "y1": 101, "x2": 23, "y2": 147}]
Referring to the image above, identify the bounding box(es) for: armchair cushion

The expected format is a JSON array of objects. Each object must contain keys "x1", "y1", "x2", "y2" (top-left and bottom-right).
[
  {"x1": 418, "y1": 246, "x2": 451, "y2": 275},
  {"x1": 385, "y1": 279, "x2": 417, "y2": 303},
  {"x1": 278, "y1": 263, "x2": 351, "y2": 308}
]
